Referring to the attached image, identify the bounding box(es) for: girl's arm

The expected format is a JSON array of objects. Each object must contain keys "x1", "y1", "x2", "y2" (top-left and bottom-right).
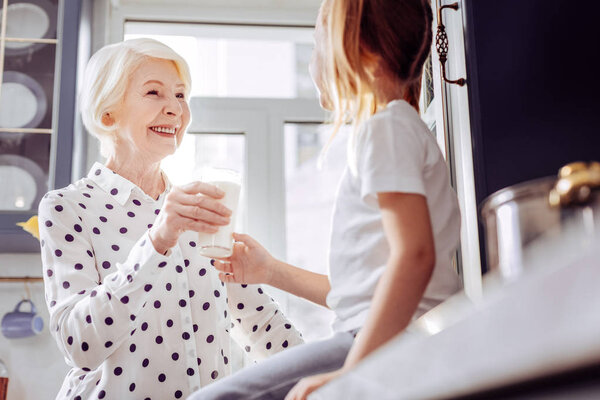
[
  {"x1": 344, "y1": 191, "x2": 435, "y2": 367},
  {"x1": 214, "y1": 233, "x2": 331, "y2": 307},
  {"x1": 270, "y1": 259, "x2": 331, "y2": 308}
]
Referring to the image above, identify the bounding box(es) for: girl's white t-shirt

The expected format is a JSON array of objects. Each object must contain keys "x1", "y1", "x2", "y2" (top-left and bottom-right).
[{"x1": 327, "y1": 99, "x2": 462, "y2": 333}]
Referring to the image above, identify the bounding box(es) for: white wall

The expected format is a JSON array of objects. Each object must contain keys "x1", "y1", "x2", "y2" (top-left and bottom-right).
[{"x1": 0, "y1": 254, "x2": 69, "y2": 400}]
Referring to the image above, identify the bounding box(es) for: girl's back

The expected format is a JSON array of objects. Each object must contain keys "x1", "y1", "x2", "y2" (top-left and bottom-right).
[{"x1": 328, "y1": 99, "x2": 461, "y2": 332}]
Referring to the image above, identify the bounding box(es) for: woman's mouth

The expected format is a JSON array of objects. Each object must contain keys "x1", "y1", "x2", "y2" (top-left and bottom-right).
[{"x1": 149, "y1": 126, "x2": 177, "y2": 136}]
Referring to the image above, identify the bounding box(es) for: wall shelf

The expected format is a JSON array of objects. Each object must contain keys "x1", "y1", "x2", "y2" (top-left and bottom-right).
[{"x1": 0, "y1": 276, "x2": 43, "y2": 282}]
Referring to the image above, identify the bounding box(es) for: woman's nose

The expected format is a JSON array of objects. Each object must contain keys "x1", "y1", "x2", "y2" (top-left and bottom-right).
[{"x1": 163, "y1": 96, "x2": 182, "y2": 117}]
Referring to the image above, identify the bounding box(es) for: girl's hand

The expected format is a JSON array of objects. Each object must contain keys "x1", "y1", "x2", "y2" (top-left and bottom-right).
[
  {"x1": 211, "y1": 233, "x2": 276, "y2": 285},
  {"x1": 284, "y1": 369, "x2": 345, "y2": 400},
  {"x1": 149, "y1": 181, "x2": 232, "y2": 254}
]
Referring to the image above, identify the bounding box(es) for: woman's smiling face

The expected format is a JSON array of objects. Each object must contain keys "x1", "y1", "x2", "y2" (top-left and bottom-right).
[{"x1": 109, "y1": 57, "x2": 190, "y2": 162}]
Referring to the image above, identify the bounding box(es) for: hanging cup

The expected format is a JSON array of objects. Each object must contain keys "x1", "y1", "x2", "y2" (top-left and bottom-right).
[{"x1": 1, "y1": 299, "x2": 43, "y2": 339}]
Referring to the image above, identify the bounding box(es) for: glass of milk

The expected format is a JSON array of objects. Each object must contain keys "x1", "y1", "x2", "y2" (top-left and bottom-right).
[{"x1": 197, "y1": 168, "x2": 242, "y2": 258}]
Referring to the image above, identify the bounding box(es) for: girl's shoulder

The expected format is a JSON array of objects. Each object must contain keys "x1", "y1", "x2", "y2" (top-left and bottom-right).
[{"x1": 364, "y1": 100, "x2": 430, "y2": 143}]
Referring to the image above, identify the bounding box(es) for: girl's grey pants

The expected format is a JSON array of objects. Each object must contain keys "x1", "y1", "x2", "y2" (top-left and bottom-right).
[{"x1": 187, "y1": 330, "x2": 357, "y2": 400}]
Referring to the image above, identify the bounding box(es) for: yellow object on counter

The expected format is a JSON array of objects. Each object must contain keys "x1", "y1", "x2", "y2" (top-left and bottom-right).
[{"x1": 16, "y1": 215, "x2": 40, "y2": 240}]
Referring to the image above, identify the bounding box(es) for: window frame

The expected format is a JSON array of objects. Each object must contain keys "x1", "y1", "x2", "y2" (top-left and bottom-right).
[{"x1": 187, "y1": 97, "x2": 326, "y2": 262}]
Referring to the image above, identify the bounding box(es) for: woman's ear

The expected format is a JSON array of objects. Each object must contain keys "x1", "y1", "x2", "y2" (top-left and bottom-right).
[{"x1": 101, "y1": 112, "x2": 115, "y2": 127}]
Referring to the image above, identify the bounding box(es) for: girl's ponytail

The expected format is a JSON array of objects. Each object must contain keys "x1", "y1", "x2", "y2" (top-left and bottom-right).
[
  {"x1": 405, "y1": 78, "x2": 423, "y2": 113},
  {"x1": 320, "y1": 0, "x2": 433, "y2": 173}
]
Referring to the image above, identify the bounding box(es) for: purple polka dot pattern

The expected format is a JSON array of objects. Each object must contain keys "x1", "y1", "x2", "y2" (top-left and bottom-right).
[{"x1": 36, "y1": 162, "x2": 302, "y2": 398}]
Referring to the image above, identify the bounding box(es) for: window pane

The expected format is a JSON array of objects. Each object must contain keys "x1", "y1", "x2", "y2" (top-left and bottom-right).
[
  {"x1": 124, "y1": 22, "x2": 316, "y2": 99},
  {"x1": 283, "y1": 123, "x2": 347, "y2": 341},
  {"x1": 162, "y1": 132, "x2": 245, "y2": 184},
  {"x1": 162, "y1": 131, "x2": 246, "y2": 230}
]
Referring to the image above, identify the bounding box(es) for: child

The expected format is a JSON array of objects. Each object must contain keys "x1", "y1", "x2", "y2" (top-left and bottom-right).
[{"x1": 189, "y1": 0, "x2": 461, "y2": 398}]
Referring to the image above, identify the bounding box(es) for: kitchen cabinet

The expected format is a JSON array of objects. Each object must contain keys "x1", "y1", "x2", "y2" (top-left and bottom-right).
[
  {"x1": 431, "y1": 0, "x2": 600, "y2": 297},
  {"x1": 0, "y1": 0, "x2": 83, "y2": 252}
]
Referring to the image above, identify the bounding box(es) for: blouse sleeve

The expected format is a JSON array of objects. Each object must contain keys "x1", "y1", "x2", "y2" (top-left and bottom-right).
[
  {"x1": 226, "y1": 283, "x2": 303, "y2": 361},
  {"x1": 39, "y1": 190, "x2": 170, "y2": 371}
]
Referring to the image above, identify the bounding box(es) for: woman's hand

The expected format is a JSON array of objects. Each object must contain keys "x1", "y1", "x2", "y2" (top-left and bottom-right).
[
  {"x1": 211, "y1": 233, "x2": 276, "y2": 285},
  {"x1": 284, "y1": 369, "x2": 345, "y2": 400},
  {"x1": 149, "y1": 181, "x2": 232, "y2": 254}
]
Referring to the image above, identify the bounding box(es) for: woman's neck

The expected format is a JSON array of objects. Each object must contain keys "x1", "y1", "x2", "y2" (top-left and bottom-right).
[{"x1": 105, "y1": 156, "x2": 165, "y2": 199}]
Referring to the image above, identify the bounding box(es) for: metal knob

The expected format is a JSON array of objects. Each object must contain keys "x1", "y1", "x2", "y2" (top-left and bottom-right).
[{"x1": 549, "y1": 161, "x2": 600, "y2": 207}]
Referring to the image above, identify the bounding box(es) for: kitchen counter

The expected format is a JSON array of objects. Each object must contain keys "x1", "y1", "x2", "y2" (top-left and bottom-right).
[{"x1": 311, "y1": 236, "x2": 600, "y2": 399}]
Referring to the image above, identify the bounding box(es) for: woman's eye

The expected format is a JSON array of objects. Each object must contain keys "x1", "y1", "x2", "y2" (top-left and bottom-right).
[
  {"x1": 147, "y1": 90, "x2": 159, "y2": 95},
  {"x1": 176, "y1": 93, "x2": 185, "y2": 99}
]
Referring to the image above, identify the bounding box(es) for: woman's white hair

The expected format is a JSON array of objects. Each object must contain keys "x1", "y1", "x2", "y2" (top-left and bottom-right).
[{"x1": 79, "y1": 38, "x2": 192, "y2": 157}]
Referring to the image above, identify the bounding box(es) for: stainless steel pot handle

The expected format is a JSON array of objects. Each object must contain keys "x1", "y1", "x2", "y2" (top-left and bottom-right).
[{"x1": 549, "y1": 161, "x2": 600, "y2": 207}]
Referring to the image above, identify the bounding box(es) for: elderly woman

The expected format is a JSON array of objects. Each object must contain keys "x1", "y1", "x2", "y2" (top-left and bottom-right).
[{"x1": 38, "y1": 38, "x2": 302, "y2": 400}]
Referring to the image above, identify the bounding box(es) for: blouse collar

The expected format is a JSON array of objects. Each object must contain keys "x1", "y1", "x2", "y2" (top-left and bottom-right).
[{"x1": 87, "y1": 162, "x2": 171, "y2": 206}]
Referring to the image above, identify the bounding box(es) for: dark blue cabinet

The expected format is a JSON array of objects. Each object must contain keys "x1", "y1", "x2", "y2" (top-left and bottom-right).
[
  {"x1": 0, "y1": 0, "x2": 82, "y2": 252},
  {"x1": 462, "y1": 0, "x2": 600, "y2": 271}
]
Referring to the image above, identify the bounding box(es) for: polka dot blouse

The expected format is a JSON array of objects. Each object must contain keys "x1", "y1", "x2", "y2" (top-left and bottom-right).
[{"x1": 38, "y1": 163, "x2": 303, "y2": 400}]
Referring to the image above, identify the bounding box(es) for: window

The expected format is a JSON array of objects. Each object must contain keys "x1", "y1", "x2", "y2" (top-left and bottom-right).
[
  {"x1": 283, "y1": 123, "x2": 347, "y2": 340},
  {"x1": 122, "y1": 18, "x2": 451, "y2": 345},
  {"x1": 124, "y1": 22, "x2": 337, "y2": 344},
  {"x1": 125, "y1": 22, "x2": 316, "y2": 99},
  {"x1": 162, "y1": 132, "x2": 247, "y2": 232}
]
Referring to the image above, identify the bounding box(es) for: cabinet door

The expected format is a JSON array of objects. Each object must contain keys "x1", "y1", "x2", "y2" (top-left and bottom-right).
[
  {"x1": 433, "y1": 0, "x2": 600, "y2": 293},
  {"x1": 0, "y1": 0, "x2": 81, "y2": 252}
]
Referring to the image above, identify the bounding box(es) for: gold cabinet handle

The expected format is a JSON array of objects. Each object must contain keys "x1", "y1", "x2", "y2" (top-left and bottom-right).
[
  {"x1": 435, "y1": 2, "x2": 466, "y2": 86},
  {"x1": 549, "y1": 161, "x2": 600, "y2": 207}
]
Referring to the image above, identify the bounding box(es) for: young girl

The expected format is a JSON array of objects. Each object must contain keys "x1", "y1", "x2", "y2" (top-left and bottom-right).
[{"x1": 189, "y1": 0, "x2": 461, "y2": 398}]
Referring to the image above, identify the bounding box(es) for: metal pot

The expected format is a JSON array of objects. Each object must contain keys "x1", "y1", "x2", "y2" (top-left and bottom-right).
[{"x1": 481, "y1": 162, "x2": 600, "y2": 280}]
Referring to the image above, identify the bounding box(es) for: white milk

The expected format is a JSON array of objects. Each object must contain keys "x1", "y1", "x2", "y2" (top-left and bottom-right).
[{"x1": 197, "y1": 180, "x2": 241, "y2": 258}]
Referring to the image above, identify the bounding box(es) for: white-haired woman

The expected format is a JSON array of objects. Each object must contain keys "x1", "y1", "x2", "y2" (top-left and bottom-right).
[{"x1": 38, "y1": 38, "x2": 302, "y2": 400}]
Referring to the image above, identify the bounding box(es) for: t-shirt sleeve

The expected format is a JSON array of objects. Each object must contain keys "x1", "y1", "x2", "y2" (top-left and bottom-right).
[{"x1": 357, "y1": 115, "x2": 427, "y2": 201}]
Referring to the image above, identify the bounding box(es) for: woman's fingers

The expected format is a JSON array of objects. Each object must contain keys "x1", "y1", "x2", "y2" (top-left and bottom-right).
[
  {"x1": 176, "y1": 203, "x2": 230, "y2": 226},
  {"x1": 184, "y1": 219, "x2": 219, "y2": 234},
  {"x1": 173, "y1": 191, "x2": 232, "y2": 218},
  {"x1": 180, "y1": 181, "x2": 225, "y2": 199}
]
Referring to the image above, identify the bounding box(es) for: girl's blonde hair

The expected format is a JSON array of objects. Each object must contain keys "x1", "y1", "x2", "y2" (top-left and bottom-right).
[
  {"x1": 79, "y1": 38, "x2": 192, "y2": 157},
  {"x1": 320, "y1": 0, "x2": 432, "y2": 173}
]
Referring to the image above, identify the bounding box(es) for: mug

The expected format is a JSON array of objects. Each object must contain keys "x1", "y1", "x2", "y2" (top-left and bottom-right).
[{"x1": 1, "y1": 299, "x2": 43, "y2": 339}]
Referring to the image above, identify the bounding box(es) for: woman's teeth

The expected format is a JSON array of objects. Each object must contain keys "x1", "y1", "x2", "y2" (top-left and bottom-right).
[{"x1": 150, "y1": 127, "x2": 176, "y2": 134}]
